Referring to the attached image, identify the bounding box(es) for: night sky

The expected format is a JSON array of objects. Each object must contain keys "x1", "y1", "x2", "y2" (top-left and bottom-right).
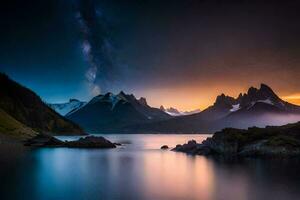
[{"x1": 1, "y1": 0, "x2": 300, "y2": 110}]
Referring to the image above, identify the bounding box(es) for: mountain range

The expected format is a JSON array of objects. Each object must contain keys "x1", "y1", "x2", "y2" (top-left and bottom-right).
[
  {"x1": 0, "y1": 73, "x2": 84, "y2": 139},
  {"x1": 65, "y1": 92, "x2": 172, "y2": 133},
  {"x1": 160, "y1": 106, "x2": 201, "y2": 116},
  {"x1": 130, "y1": 84, "x2": 300, "y2": 133},
  {"x1": 2, "y1": 72, "x2": 299, "y2": 136},
  {"x1": 48, "y1": 99, "x2": 87, "y2": 116},
  {"x1": 48, "y1": 83, "x2": 300, "y2": 133}
]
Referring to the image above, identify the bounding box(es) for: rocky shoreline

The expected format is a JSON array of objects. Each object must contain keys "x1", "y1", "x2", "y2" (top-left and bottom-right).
[
  {"x1": 24, "y1": 134, "x2": 116, "y2": 148},
  {"x1": 173, "y1": 122, "x2": 300, "y2": 158}
]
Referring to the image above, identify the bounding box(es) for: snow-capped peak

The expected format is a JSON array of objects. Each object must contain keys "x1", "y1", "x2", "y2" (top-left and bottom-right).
[
  {"x1": 160, "y1": 106, "x2": 201, "y2": 116},
  {"x1": 48, "y1": 99, "x2": 86, "y2": 116},
  {"x1": 213, "y1": 84, "x2": 291, "y2": 113},
  {"x1": 88, "y1": 93, "x2": 125, "y2": 110}
]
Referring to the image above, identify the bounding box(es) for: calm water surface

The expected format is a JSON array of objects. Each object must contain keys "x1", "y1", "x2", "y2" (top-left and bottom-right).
[{"x1": 1, "y1": 134, "x2": 300, "y2": 200}]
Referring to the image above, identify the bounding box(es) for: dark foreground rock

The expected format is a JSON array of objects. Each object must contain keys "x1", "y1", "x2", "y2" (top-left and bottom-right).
[
  {"x1": 66, "y1": 136, "x2": 116, "y2": 148},
  {"x1": 161, "y1": 145, "x2": 169, "y2": 149},
  {"x1": 173, "y1": 122, "x2": 300, "y2": 158},
  {"x1": 24, "y1": 134, "x2": 64, "y2": 147},
  {"x1": 173, "y1": 140, "x2": 212, "y2": 155},
  {"x1": 25, "y1": 134, "x2": 116, "y2": 148}
]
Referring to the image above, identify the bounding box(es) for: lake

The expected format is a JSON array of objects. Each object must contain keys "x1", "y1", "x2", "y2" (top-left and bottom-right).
[{"x1": 1, "y1": 134, "x2": 300, "y2": 200}]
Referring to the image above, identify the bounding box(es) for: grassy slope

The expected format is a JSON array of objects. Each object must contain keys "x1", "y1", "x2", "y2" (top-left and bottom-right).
[
  {"x1": 0, "y1": 73, "x2": 84, "y2": 135},
  {"x1": 0, "y1": 108, "x2": 37, "y2": 140}
]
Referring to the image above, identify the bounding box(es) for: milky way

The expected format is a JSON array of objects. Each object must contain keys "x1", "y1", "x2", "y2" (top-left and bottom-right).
[
  {"x1": 1, "y1": 0, "x2": 300, "y2": 109},
  {"x1": 76, "y1": 0, "x2": 117, "y2": 95}
]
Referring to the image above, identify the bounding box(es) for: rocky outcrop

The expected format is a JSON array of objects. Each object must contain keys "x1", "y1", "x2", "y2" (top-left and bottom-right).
[
  {"x1": 25, "y1": 134, "x2": 116, "y2": 148},
  {"x1": 173, "y1": 140, "x2": 212, "y2": 155},
  {"x1": 173, "y1": 122, "x2": 300, "y2": 157},
  {"x1": 66, "y1": 136, "x2": 116, "y2": 148},
  {"x1": 161, "y1": 145, "x2": 169, "y2": 149}
]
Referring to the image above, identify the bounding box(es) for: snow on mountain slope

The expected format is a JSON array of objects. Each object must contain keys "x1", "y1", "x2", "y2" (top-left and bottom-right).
[
  {"x1": 215, "y1": 84, "x2": 300, "y2": 114},
  {"x1": 137, "y1": 84, "x2": 300, "y2": 133},
  {"x1": 48, "y1": 99, "x2": 86, "y2": 116},
  {"x1": 257, "y1": 99, "x2": 274, "y2": 105},
  {"x1": 230, "y1": 104, "x2": 240, "y2": 112},
  {"x1": 66, "y1": 91, "x2": 172, "y2": 132},
  {"x1": 87, "y1": 93, "x2": 124, "y2": 110},
  {"x1": 160, "y1": 106, "x2": 201, "y2": 116},
  {"x1": 183, "y1": 109, "x2": 202, "y2": 115}
]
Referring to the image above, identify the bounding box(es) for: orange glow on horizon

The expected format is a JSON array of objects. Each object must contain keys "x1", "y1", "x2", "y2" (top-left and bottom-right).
[
  {"x1": 282, "y1": 94, "x2": 300, "y2": 106},
  {"x1": 137, "y1": 86, "x2": 300, "y2": 111},
  {"x1": 137, "y1": 84, "x2": 247, "y2": 111}
]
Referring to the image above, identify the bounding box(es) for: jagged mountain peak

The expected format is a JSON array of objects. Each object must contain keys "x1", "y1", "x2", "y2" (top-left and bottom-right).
[
  {"x1": 161, "y1": 107, "x2": 182, "y2": 116},
  {"x1": 117, "y1": 91, "x2": 137, "y2": 101},
  {"x1": 237, "y1": 93, "x2": 243, "y2": 99},
  {"x1": 247, "y1": 86, "x2": 258, "y2": 96},
  {"x1": 211, "y1": 84, "x2": 290, "y2": 113},
  {"x1": 160, "y1": 105, "x2": 201, "y2": 116},
  {"x1": 87, "y1": 91, "x2": 154, "y2": 111},
  {"x1": 260, "y1": 83, "x2": 273, "y2": 91},
  {"x1": 214, "y1": 93, "x2": 236, "y2": 107},
  {"x1": 238, "y1": 83, "x2": 281, "y2": 109},
  {"x1": 245, "y1": 83, "x2": 278, "y2": 100},
  {"x1": 118, "y1": 91, "x2": 126, "y2": 96},
  {"x1": 48, "y1": 99, "x2": 87, "y2": 116},
  {"x1": 138, "y1": 97, "x2": 148, "y2": 106},
  {"x1": 259, "y1": 83, "x2": 278, "y2": 98},
  {"x1": 66, "y1": 91, "x2": 171, "y2": 132}
]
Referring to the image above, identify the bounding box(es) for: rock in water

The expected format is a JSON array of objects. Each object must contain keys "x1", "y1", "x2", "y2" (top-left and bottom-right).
[
  {"x1": 24, "y1": 135, "x2": 116, "y2": 148},
  {"x1": 172, "y1": 122, "x2": 300, "y2": 158},
  {"x1": 172, "y1": 140, "x2": 199, "y2": 154},
  {"x1": 161, "y1": 145, "x2": 169, "y2": 149},
  {"x1": 66, "y1": 136, "x2": 116, "y2": 148}
]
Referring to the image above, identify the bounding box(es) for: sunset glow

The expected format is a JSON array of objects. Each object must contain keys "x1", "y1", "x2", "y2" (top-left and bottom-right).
[
  {"x1": 139, "y1": 85, "x2": 300, "y2": 111},
  {"x1": 282, "y1": 94, "x2": 300, "y2": 106},
  {"x1": 1, "y1": 1, "x2": 300, "y2": 200}
]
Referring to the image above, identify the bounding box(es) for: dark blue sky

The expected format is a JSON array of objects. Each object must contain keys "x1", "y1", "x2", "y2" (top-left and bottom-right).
[
  {"x1": 0, "y1": 1, "x2": 88, "y2": 102},
  {"x1": 1, "y1": 0, "x2": 300, "y2": 109}
]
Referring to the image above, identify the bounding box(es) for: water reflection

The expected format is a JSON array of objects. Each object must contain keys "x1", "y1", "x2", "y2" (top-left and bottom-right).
[
  {"x1": 142, "y1": 152, "x2": 215, "y2": 200},
  {"x1": 1, "y1": 134, "x2": 300, "y2": 200}
]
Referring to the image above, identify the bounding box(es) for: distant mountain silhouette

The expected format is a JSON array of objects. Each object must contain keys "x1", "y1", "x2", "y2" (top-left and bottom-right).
[
  {"x1": 48, "y1": 83, "x2": 300, "y2": 133},
  {"x1": 160, "y1": 106, "x2": 201, "y2": 116},
  {"x1": 0, "y1": 73, "x2": 84, "y2": 137},
  {"x1": 66, "y1": 92, "x2": 171, "y2": 133},
  {"x1": 48, "y1": 99, "x2": 87, "y2": 116},
  {"x1": 128, "y1": 84, "x2": 300, "y2": 133}
]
